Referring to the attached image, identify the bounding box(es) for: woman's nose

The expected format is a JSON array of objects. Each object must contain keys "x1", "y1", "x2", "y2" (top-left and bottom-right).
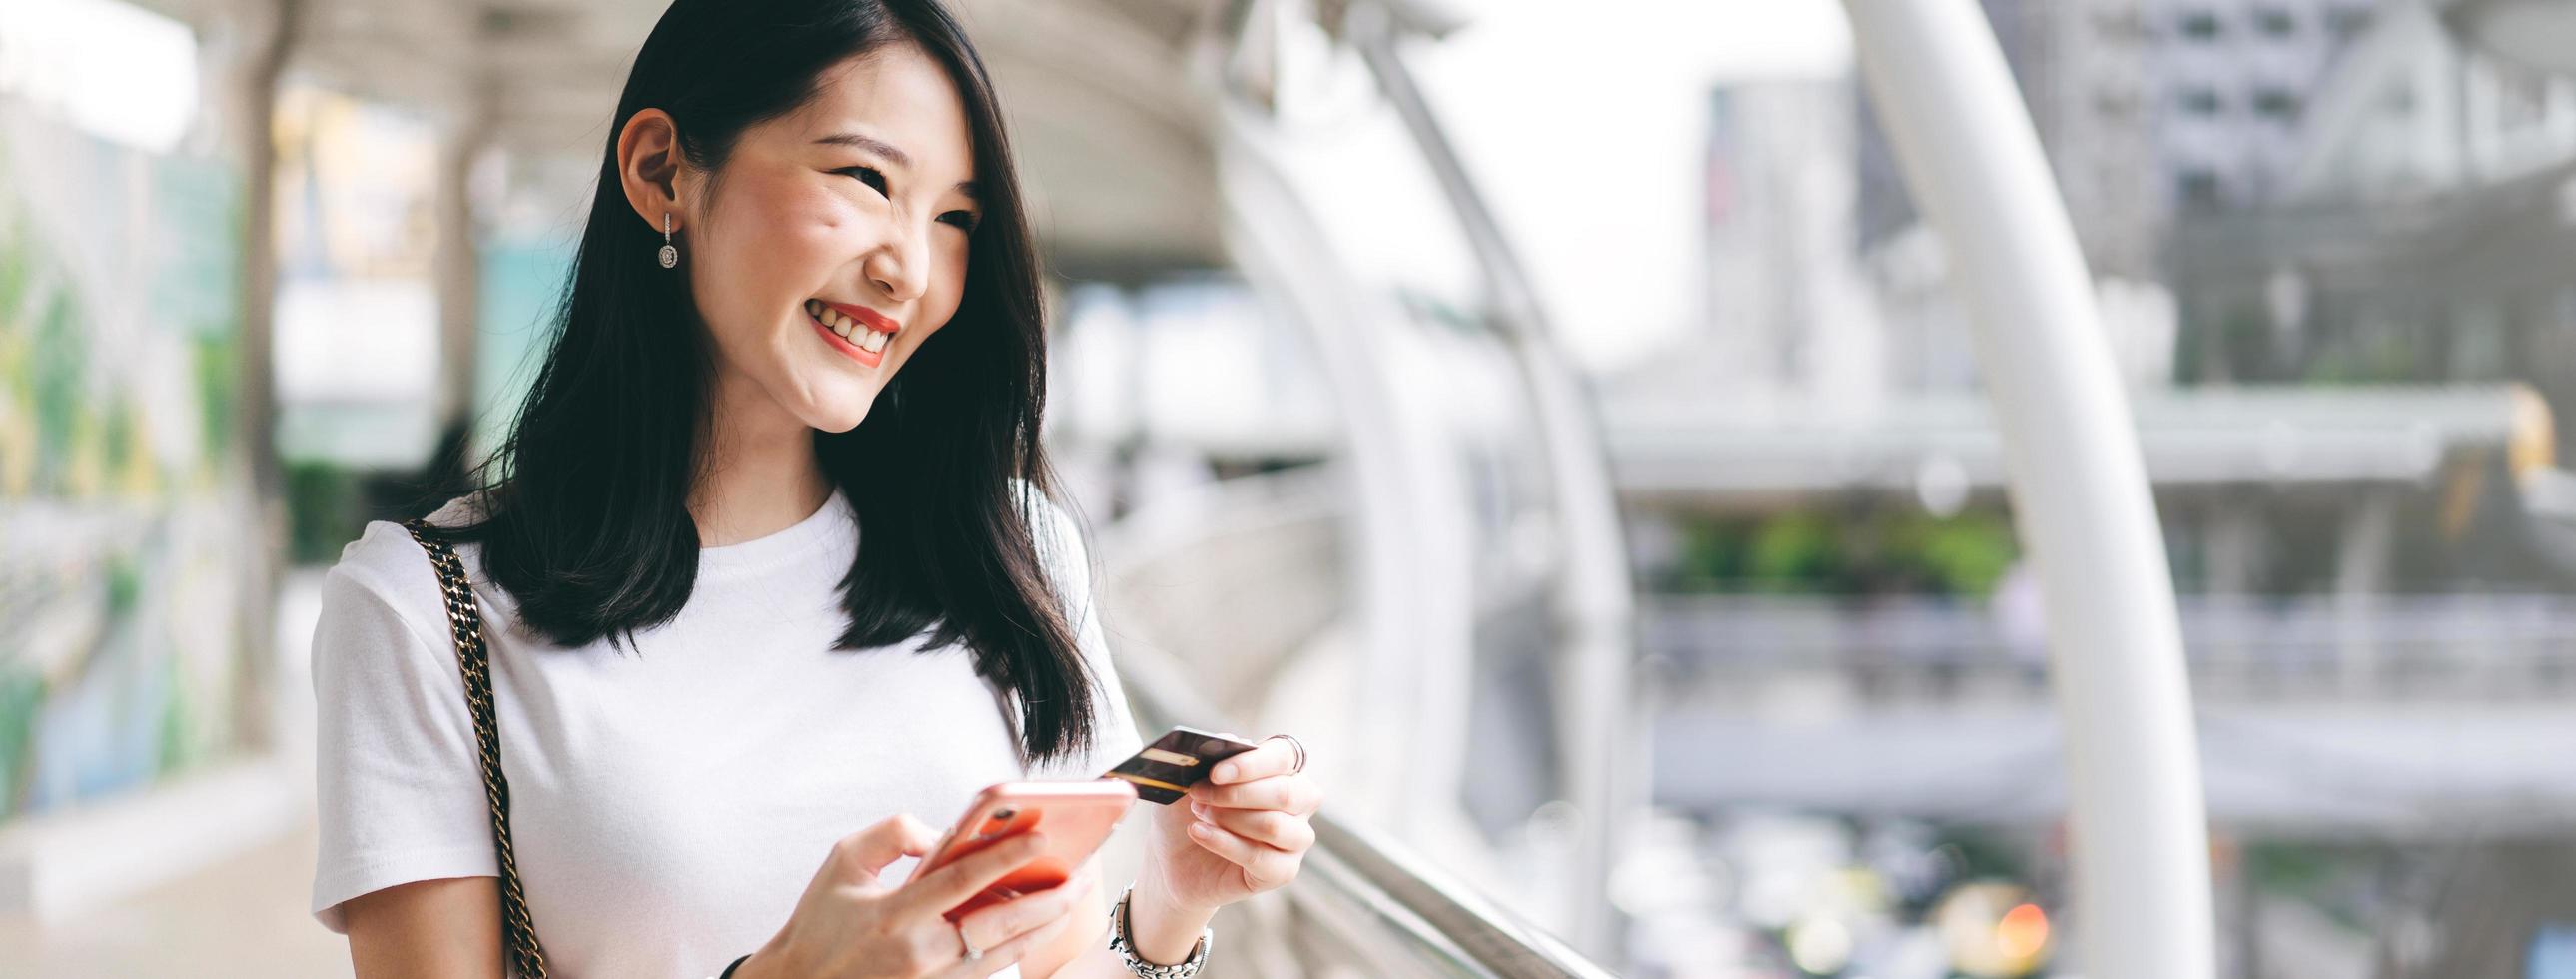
[{"x1": 865, "y1": 224, "x2": 931, "y2": 303}]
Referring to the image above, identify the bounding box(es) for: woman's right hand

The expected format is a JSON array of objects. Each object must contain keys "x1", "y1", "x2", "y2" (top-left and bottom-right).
[{"x1": 735, "y1": 813, "x2": 1098, "y2": 979}]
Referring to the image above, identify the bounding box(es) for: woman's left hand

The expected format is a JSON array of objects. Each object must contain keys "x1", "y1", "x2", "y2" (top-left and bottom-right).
[{"x1": 1137, "y1": 736, "x2": 1318, "y2": 915}]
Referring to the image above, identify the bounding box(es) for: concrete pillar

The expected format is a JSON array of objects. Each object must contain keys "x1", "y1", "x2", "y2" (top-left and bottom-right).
[
  {"x1": 431, "y1": 86, "x2": 495, "y2": 460},
  {"x1": 2334, "y1": 490, "x2": 2397, "y2": 697},
  {"x1": 227, "y1": 0, "x2": 304, "y2": 751}
]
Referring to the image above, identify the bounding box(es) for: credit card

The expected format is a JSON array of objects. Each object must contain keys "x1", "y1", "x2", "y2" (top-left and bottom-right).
[{"x1": 1103, "y1": 726, "x2": 1261, "y2": 804}]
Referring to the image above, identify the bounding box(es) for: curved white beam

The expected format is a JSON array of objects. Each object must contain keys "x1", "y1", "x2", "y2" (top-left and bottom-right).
[
  {"x1": 1214, "y1": 99, "x2": 1483, "y2": 850},
  {"x1": 1345, "y1": 4, "x2": 1642, "y2": 955},
  {"x1": 1839, "y1": 2, "x2": 2214, "y2": 975}
]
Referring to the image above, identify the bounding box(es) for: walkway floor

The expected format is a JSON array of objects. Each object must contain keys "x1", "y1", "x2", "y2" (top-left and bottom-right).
[{"x1": 0, "y1": 821, "x2": 351, "y2": 978}]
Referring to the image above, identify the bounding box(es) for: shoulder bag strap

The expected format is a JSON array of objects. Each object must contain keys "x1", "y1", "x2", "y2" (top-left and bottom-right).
[{"x1": 403, "y1": 518, "x2": 549, "y2": 979}]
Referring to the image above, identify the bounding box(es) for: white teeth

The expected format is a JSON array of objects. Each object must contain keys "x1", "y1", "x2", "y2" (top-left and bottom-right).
[{"x1": 808, "y1": 300, "x2": 894, "y2": 355}]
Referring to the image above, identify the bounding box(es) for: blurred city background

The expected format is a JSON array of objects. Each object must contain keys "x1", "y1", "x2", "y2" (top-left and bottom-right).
[{"x1": 7, "y1": 0, "x2": 2576, "y2": 976}]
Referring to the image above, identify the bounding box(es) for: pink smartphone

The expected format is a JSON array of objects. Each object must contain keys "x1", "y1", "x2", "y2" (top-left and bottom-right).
[{"x1": 918, "y1": 780, "x2": 1138, "y2": 921}]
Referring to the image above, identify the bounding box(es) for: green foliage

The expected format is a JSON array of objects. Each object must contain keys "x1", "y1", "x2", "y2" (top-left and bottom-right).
[
  {"x1": 1904, "y1": 513, "x2": 2020, "y2": 596},
  {"x1": 0, "y1": 219, "x2": 31, "y2": 322},
  {"x1": 2244, "y1": 842, "x2": 2336, "y2": 891},
  {"x1": 287, "y1": 460, "x2": 369, "y2": 564},
  {"x1": 1746, "y1": 511, "x2": 1841, "y2": 590},
  {"x1": 2301, "y1": 331, "x2": 2420, "y2": 385},
  {"x1": 193, "y1": 332, "x2": 238, "y2": 460},
  {"x1": 105, "y1": 552, "x2": 143, "y2": 618},
  {"x1": 156, "y1": 654, "x2": 194, "y2": 777},
  {"x1": 1667, "y1": 506, "x2": 2021, "y2": 596},
  {"x1": 0, "y1": 667, "x2": 43, "y2": 820},
  {"x1": 31, "y1": 290, "x2": 84, "y2": 491},
  {"x1": 101, "y1": 397, "x2": 136, "y2": 484},
  {"x1": 1932, "y1": 825, "x2": 2033, "y2": 884}
]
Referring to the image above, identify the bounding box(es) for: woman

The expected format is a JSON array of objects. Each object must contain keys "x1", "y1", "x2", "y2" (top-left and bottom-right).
[{"x1": 307, "y1": 1, "x2": 1320, "y2": 975}]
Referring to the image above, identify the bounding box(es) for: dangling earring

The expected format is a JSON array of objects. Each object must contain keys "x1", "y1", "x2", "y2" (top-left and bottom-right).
[{"x1": 658, "y1": 212, "x2": 678, "y2": 269}]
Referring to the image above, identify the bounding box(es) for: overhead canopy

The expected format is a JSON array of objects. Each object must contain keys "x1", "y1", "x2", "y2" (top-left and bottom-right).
[
  {"x1": 2444, "y1": 0, "x2": 2576, "y2": 77},
  {"x1": 152, "y1": 0, "x2": 1225, "y2": 278}
]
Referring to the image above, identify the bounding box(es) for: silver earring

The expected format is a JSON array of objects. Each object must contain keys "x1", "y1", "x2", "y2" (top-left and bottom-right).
[{"x1": 658, "y1": 212, "x2": 678, "y2": 269}]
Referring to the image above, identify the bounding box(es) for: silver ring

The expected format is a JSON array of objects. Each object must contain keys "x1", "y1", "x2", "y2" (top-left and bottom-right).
[
  {"x1": 1267, "y1": 733, "x2": 1307, "y2": 775},
  {"x1": 958, "y1": 921, "x2": 981, "y2": 961}
]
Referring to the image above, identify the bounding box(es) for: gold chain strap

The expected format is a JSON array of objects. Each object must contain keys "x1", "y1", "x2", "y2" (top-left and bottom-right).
[{"x1": 404, "y1": 519, "x2": 549, "y2": 979}]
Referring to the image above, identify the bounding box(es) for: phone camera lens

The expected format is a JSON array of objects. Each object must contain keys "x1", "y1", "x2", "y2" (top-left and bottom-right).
[{"x1": 994, "y1": 808, "x2": 1017, "y2": 821}]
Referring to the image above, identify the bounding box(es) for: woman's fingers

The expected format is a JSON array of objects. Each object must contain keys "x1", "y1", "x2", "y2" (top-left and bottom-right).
[
  {"x1": 955, "y1": 871, "x2": 1096, "y2": 953},
  {"x1": 1208, "y1": 738, "x2": 1300, "y2": 785},
  {"x1": 1188, "y1": 772, "x2": 1319, "y2": 815},
  {"x1": 897, "y1": 831, "x2": 1051, "y2": 916},
  {"x1": 926, "y1": 874, "x2": 1094, "y2": 979},
  {"x1": 1185, "y1": 819, "x2": 1305, "y2": 889},
  {"x1": 925, "y1": 917, "x2": 1048, "y2": 979},
  {"x1": 1190, "y1": 801, "x2": 1314, "y2": 853},
  {"x1": 822, "y1": 813, "x2": 940, "y2": 886}
]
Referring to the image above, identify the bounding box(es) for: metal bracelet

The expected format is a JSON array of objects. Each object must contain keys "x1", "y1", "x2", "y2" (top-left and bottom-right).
[{"x1": 1108, "y1": 885, "x2": 1211, "y2": 978}]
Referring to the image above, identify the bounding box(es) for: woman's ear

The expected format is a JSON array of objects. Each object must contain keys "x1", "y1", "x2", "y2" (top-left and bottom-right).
[{"x1": 616, "y1": 109, "x2": 688, "y2": 234}]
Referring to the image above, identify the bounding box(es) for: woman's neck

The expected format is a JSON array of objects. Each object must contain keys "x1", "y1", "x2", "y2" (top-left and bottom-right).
[{"x1": 690, "y1": 369, "x2": 833, "y2": 548}]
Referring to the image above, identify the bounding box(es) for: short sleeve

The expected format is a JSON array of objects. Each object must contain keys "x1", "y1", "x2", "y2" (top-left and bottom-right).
[
  {"x1": 1018, "y1": 485, "x2": 1147, "y2": 782},
  {"x1": 308, "y1": 523, "x2": 499, "y2": 932}
]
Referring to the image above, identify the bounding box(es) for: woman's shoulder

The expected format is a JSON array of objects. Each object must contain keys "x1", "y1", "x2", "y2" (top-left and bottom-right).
[
  {"x1": 309, "y1": 502, "x2": 492, "y2": 712},
  {"x1": 322, "y1": 494, "x2": 494, "y2": 615}
]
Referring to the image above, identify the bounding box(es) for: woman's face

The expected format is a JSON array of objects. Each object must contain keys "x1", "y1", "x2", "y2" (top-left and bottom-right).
[{"x1": 683, "y1": 42, "x2": 981, "y2": 434}]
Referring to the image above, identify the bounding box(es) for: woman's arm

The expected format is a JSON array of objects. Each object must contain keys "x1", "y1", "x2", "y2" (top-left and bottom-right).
[
  {"x1": 1019, "y1": 862, "x2": 1107, "y2": 978},
  {"x1": 1023, "y1": 857, "x2": 1217, "y2": 979},
  {"x1": 1031, "y1": 883, "x2": 1219, "y2": 979},
  {"x1": 342, "y1": 877, "x2": 505, "y2": 979},
  {"x1": 1043, "y1": 738, "x2": 1318, "y2": 978}
]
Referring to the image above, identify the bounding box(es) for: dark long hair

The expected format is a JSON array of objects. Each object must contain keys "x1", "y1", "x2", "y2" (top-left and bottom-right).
[{"x1": 425, "y1": 0, "x2": 1094, "y2": 762}]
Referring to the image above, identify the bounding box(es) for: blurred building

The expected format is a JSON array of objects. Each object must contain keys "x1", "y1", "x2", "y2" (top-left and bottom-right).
[
  {"x1": 2150, "y1": 0, "x2": 2385, "y2": 210},
  {"x1": 1694, "y1": 77, "x2": 1886, "y2": 413},
  {"x1": 1860, "y1": 0, "x2": 2382, "y2": 283}
]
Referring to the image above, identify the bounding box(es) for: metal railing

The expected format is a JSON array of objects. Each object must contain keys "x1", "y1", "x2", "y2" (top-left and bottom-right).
[
  {"x1": 1646, "y1": 593, "x2": 2576, "y2": 703},
  {"x1": 1111, "y1": 639, "x2": 1622, "y2": 979}
]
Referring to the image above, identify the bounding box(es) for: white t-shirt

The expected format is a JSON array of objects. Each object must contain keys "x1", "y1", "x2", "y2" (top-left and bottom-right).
[{"x1": 309, "y1": 484, "x2": 1143, "y2": 978}]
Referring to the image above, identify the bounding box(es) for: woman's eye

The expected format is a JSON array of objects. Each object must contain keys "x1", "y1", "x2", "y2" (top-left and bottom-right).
[
  {"x1": 835, "y1": 167, "x2": 970, "y2": 230},
  {"x1": 838, "y1": 166, "x2": 888, "y2": 195}
]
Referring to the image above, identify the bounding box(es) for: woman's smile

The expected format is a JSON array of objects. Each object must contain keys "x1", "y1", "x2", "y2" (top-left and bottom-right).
[{"x1": 804, "y1": 298, "x2": 897, "y2": 368}]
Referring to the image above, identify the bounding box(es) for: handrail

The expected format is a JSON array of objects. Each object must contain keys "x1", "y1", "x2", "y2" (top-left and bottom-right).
[
  {"x1": 1341, "y1": 3, "x2": 1644, "y2": 955},
  {"x1": 1110, "y1": 638, "x2": 1623, "y2": 979}
]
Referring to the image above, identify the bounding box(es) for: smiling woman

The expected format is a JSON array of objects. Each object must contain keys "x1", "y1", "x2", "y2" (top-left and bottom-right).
[
  {"x1": 304, "y1": 1, "x2": 1319, "y2": 978},
  {"x1": 655, "y1": 39, "x2": 989, "y2": 431}
]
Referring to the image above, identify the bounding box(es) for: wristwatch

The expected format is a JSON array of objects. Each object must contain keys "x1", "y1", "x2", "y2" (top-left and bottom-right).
[{"x1": 1109, "y1": 886, "x2": 1212, "y2": 978}]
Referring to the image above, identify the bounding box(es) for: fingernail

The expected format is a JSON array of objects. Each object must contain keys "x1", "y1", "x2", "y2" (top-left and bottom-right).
[
  {"x1": 1214, "y1": 764, "x2": 1237, "y2": 782},
  {"x1": 1190, "y1": 801, "x2": 1208, "y2": 818},
  {"x1": 1189, "y1": 822, "x2": 1214, "y2": 838}
]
